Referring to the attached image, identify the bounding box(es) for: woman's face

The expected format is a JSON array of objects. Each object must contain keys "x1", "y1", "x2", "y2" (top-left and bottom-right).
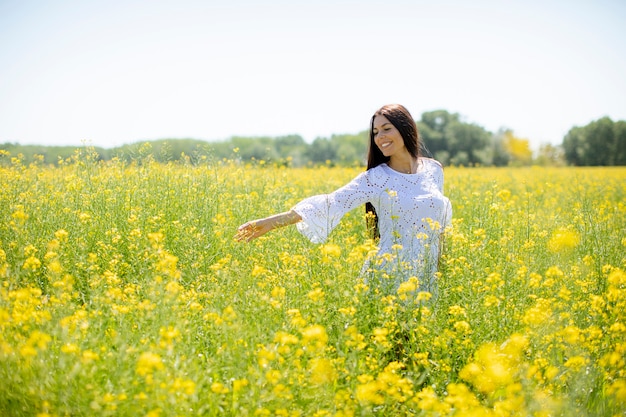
[{"x1": 372, "y1": 115, "x2": 407, "y2": 158}]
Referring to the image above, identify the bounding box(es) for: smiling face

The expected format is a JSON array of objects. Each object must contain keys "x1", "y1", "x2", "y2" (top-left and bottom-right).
[{"x1": 372, "y1": 115, "x2": 407, "y2": 158}]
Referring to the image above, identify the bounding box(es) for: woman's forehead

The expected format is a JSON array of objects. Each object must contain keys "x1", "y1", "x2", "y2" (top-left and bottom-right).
[{"x1": 373, "y1": 115, "x2": 391, "y2": 129}]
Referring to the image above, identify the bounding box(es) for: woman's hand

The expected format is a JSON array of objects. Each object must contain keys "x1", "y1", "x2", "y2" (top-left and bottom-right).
[
  {"x1": 235, "y1": 210, "x2": 302, "y2": 242},
  {"x1": 234, "y1": 218, "x2": 273, "y2": 242}
]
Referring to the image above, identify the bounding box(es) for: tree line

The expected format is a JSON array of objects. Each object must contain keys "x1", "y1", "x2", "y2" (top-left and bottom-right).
[{"x1": 2, "y1": 110, "x2": 624, "y2": 167}]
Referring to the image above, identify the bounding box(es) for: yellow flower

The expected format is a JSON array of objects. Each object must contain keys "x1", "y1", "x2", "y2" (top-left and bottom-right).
[
  {"x1": 444, "y1": 383, "x2": 480, "y2": 410},
  {"x1": 145, "y1": 408, "x2": 162, "y2": 417},
  {"x1": 448, "y1": 305, "x2": 467, "y2": 317},
  {"x1": 147, "y1": 232, "x2": 165, "y2": 247},
  {"x1": 301, "y1": 325, "x2": 328, "y2": 351},
  {"x1": 222, "y1": 305, "x2": 237, "y2": 322},
  {"x1": 496, "y1": 189, "x2": 511, "y2": 201},
  {"x1": 164, "y1": 280, "x2": 183, "y2": 295},
  {"x1": 416, "y1": 291, "x2": 432, "y2": 302},
  {"x1": 256, "y1": 346, "x2": 276, "y2": 368},
  {"x1": 233, "y1": 378, "x2": 249, "y2": 393},
  {"x1": 356, "y1": 379, "x2": 385, "y2": 405},
  {"x1": 460, "y1": 343, "x2": 515, "y2": 395},
  {"x1": 61, "y1": 343, "x2": 79, "y2": 354},
  {"x1": 211, "y1": 381, "x2": 230, "y2": 394},
  {"x1": 338, "y1": 306, "x2": 356, "y2": 316},
  {"x1": 11, "y1": 208, "x2": 29, "y2": 224},
  {"x1": 22, "y1": 256, "x2": 42, "y2": 272},
  {"x1": 272, "y1": 383, "x2": 293, "y2": 400},
  {"x1": 483, "y1": 294, "x2": 500, "y2": 307},
  {"x1": 309, "y1": 358, "x2": 336, "y2": 385},
  {"x1": 319, "y1": 243, "x2": 341, "y2": 258},
  {"x1": 81, "y1": 350, "x2": 99, "y2": 364},
  {"x1": 265, "y1": 369, "x2": 281, "y2": 385},
  {"x1": 251, "y1": 264, "x2": 268, "y2": 277},
  {"x1": 415, "y1": 386, "x2": 447, "y2": 412},
  {"x1": 54, "y1": 229, "x2": 69, "y2": 242},
  {"x1": 136, "y1": 352, "x2": 164, "y2": 376},
  {"x1": 372, "y1": 327, "x2": 389, "y2": 347},
  {"x1": 307, "y1": 286, "x2": 325, "y2": 303},
  {"x1": 345, "y1": 326, "x2": 367, "y2": 350},
  {"x1": 397, "y1": 277, "x2": 418, "y2": 301},
  {"x1": 608, "y1": 379, "x2": 626, "y2": 405},
  {"x1": 29, "y1": 330, "x2": 51, "y2": 350},
  {"x1": 159, "y1": 326, "x2": 181, "y2": 347},
  {"x1": 547, "y1": 228, "x2": 580, "y2": 253},
  {"x1": 386, "y1": 189, "x2": 398, "y2": 198},
  {"x1": 271, "y1": 286, "x2": 285, "y2": 300},
  {"x1": 453, "y1": 320, "x2": 472, "y2": 335},
  {"x1": 560, "y1": 326, "x2": 581, "y2": 345},
  {"x1": 523, "y1": 299, "x2": 553, "y2": 326},
  {"x1": 564, "y1": 355, "x2": 588, "y2": 372},
  {"x1": 155, "y1": 251, "x2": 180, "y2": 279},
  {"x1": 608, "y1": 268, "x2": 626, "y2": 287},
  {"x1": 274, "y1": 331, "x2": 299, "y2": 346}
]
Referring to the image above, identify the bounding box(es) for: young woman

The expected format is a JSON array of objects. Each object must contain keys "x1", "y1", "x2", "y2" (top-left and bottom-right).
[{"x1": 235, "y1": 104, "x2": 452, "y2": 295}]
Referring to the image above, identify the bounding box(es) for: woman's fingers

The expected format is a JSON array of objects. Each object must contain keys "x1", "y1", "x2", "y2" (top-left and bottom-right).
[{"x1": 235, "y1": 221, "x2": 259, "y2": 242}]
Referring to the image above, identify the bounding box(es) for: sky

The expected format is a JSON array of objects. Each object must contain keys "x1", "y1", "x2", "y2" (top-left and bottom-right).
[{"x1": 1, "y1": 0, "x2": 625, "y2": 150}]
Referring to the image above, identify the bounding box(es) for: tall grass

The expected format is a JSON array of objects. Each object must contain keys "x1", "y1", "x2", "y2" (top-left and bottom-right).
[{"x1": 1, "y1": 149, "x2": 625, "y2": 416}]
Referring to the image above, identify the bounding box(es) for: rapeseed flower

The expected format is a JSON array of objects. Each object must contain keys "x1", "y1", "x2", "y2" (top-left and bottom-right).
[
  {"x1": 136, "y1": 351, "x2": 164, "y2": 376},
  {"x1": 301, "y1": 324, "x2": 328, "y2": 352},
  {"x1": 1, "y1": 157, "x2": 625, "y2": 416},
  {"x1": 547, "y1": 227, "x2": 580, "y2": 253},
  {"x1": 355, "y1": 375, "x2": 385, "y2": 405},
  {"x1": 309, "y1": 357, "x2": 336, "y2": 385}
]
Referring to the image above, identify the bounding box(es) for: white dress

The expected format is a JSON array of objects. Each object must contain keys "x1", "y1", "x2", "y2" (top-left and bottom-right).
[{"x1": 292, "y1": 158, "x2": 452, "y2": 294}]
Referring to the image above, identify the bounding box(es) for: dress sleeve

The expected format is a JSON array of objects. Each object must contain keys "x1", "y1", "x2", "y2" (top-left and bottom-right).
[
  {"x1": 428, "y1": 159, "x2": 445, "y2": 193},
  {"x1": 292, "y1": 172, "x2": 373, "y2": 243},
  {"x1": 443, "y1": 198, "x2": 453, "y2": 228},
  {"x1": 433, "y1": 160, "x2": 452, "y2": 228}
]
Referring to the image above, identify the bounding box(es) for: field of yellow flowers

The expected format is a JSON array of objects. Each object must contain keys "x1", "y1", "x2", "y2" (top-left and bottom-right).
[{"x1": 1, "y1": 147, "x2": 625, "y2": 416}]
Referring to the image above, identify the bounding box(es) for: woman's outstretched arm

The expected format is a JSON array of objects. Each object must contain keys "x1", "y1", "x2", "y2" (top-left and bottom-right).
[{"x1": 235, "y1": 210, "x2": 302, "y2": 242}]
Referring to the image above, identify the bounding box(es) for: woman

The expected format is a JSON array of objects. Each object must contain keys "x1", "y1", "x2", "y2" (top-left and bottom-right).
[{"x1": 235, "y1": 104, "x2": 452, "y2": 295}]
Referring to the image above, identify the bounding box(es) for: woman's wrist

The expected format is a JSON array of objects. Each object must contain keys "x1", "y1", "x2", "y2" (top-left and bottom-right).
[{"x1": 269, "y1": 210, "x2": 301, "y2": 229}]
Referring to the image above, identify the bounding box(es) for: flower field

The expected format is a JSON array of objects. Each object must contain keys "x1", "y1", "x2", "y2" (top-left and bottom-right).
[{"x1": 1, "y1": 148, "x2": 625, "y2": 416}]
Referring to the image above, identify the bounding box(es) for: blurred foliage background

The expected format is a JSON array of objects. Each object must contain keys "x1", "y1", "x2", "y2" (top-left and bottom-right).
[{"x1": 2, "y1": 110, "x2": 624, "y2": 167}]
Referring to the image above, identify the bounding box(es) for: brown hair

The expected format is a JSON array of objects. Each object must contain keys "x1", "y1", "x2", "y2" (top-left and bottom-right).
[{"x1": 365, "y1": 104, "x2": 422, "y2": 239}]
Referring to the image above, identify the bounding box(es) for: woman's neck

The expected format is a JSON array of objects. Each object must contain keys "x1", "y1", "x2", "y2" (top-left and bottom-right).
[{"x1": 388, "y1": 155, "x2": 419, "y2": 174}]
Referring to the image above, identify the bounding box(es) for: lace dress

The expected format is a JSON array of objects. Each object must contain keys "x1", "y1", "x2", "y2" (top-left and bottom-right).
[{"x1": 292, "y1": 158, "x2": 452, "y2": 294}]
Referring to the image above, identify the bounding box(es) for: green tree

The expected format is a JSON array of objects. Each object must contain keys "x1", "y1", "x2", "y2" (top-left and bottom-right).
[
  {"x1": 562, "y1": 126, "x2": 586, "y2": 166},
  {"x1": 307, "y1": 137, "x2": 337, "y2": 165},
  {"x1": 490, "y1": 129, "x2": 511, "y2": 167},
  {"x1": 447, "y1": 122, "x2": 491, "y2": 165},
  {"x1": 230, "y1": 136, "x2": 278, "y2": 162},
  {"x1": 563, "y1": 117, "x2": 625, "y2": 166},
  {"x1": 419, "y1": 110, "x2": 454, "y2": 160},
  {"x1": 419, "y1": 110, "x2": 491, "y2": 166},
  {"x1": 329, "y1": 131, "x2": 368, "y2": 166},
  {"x1": 614, "y1": 120, "x2": 626, "y2": 165},
  {"x1": 272, "y1": 135, "x2": 307, "y2": 166}
]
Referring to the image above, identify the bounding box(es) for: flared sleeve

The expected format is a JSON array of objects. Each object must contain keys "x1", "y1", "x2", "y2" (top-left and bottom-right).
[
  {"x1": 434, "y1": 160, "x2": 452, "y2": 228},
  {"x1": 443, "y1": 198, "x2": 453, "y2": 228},
  {"x1": 292, "y1": 171, "x2": 374, "y2": 243}
]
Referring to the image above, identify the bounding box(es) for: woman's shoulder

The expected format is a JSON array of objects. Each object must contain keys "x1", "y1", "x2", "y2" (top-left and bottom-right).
[{"x1": 420, "y1": 157, "x2": 443, "y2": 169}]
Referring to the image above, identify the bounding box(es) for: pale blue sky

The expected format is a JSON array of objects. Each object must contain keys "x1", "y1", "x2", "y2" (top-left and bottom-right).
[{"x1": 1, "y1": 0, "x2": 625, "y2": 149}]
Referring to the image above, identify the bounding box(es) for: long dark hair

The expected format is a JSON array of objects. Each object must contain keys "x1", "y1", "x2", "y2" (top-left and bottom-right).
[{"x1": 365, "y1": 104, "x2": 422, "y2": 239}]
